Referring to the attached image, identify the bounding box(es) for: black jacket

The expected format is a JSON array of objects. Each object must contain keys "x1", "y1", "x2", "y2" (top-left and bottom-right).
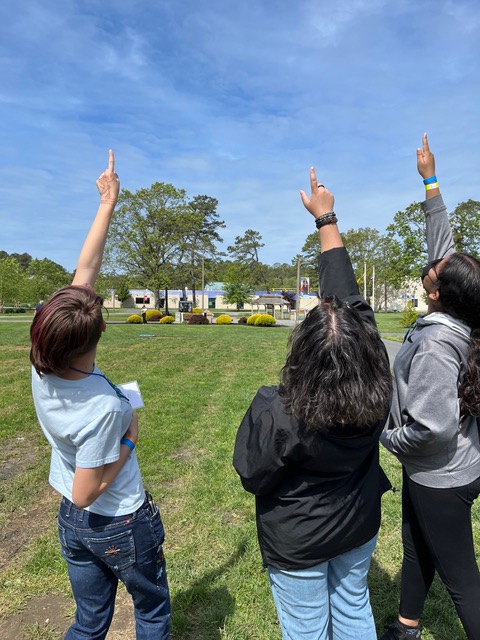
[{"x1": 232, "y1": 247, "x2": 391, "y2": 570}]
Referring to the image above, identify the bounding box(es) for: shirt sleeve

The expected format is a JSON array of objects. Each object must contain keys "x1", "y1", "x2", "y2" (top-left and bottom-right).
[
  {"x1": 318, "y1": 247, "x2": 376, "y2": 326},
  {"x1": 382, "y1": 340, "x2": 462, "y2": 457},
  {"x1": 73, "y1": 410, "x2": 126, "y2": 468},
  {"x1": 233, "y1": 390, "x2": 291, "y2": 496},
  {"x1": 423, "y1": 194, "x2": 456, "y2": 261}
]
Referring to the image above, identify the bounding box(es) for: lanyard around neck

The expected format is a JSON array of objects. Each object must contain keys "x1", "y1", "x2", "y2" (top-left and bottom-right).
[{"x1": 69, "y1": 366, "x2": 130, "y2": 403}]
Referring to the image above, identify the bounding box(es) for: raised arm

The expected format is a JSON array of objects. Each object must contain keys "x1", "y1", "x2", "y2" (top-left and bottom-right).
[
  {"x1": 300, "y1": 168, "x2": 375, "y2": 325},
  {"x1": 417, "y1": 133, "x2": 455, "y2": 261},
  {"x1": 72, "y1": 150, "x2": 120, "y2": 288},
  {"x1": 300, "y1": 167, "x2": 343, "y2": 252}
]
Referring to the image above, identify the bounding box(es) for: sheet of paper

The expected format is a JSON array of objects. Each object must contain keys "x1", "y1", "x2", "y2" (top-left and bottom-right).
[{"x1": 118, "y1": 380, "x2": 144, "y2": 409}]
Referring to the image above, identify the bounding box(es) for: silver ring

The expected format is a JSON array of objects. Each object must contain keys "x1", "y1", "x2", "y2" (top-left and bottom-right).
[{"x1": 317, "y1": 184, "x2": 325, "y2": 188}]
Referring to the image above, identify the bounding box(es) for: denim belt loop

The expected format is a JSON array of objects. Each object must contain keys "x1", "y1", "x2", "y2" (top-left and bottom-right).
[{"x1": 64, "y1": 498, "x2": 72, "y2": 518}]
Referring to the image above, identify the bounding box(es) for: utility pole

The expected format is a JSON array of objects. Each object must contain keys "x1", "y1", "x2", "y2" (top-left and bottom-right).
[
  {"x1": 201, "y1": 252, "x2": 205, "y2": 313},
  {"x1": 295, "y1": 260, "x2": 302, "y2": 324}
]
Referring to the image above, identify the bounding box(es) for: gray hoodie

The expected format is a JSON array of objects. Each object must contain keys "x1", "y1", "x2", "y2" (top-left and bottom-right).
[{"x1": 381, "y1": 195, "x2": 480, "y2": 488}]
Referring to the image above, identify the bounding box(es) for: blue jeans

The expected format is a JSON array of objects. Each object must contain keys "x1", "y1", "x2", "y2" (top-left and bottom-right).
[
  {"x1": 268, "y1": 536, "x2": 377, "y2": 640},
  {"x1": 58, "y1": 496, "x2": 170, "y2": 639}
]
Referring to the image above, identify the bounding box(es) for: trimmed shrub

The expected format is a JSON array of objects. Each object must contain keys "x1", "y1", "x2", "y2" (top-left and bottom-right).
[
  {"x1": 247, "y1": 314, "x2": 261, "y2": 326},
  {"x1": 188, "y1": 313, "x2": 209, "y2": 325},
  {"x1": 192, "y1": 307, "x2": 202, "y2": 314},
  {"x1": 146, "y1": 309, "x2": 162, "y2": 322},
  {"x1": 400, "y1": 301, "x2": 419, "y2": 328},
  {"x1": 5, "y1": 307, "x2": 27, "y2": 314},
  {"x1": 127, "y1": 314, "x2": 142, "y2": 324},
  {"x1": 254, "y1": 314, "x2": 276, "y2": 327},
  {"x1": 160, "y1": 315, "x2": 175, "y2": 324},
  {"x1": 238, "y1": 316, "x2": 247, "y2": 324},
  {"x1": 216, "y1": 314, "x2": 233, "y2": 325}
]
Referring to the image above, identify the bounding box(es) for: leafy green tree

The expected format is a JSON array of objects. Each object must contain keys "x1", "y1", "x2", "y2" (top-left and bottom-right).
[
  {"x1": 116, "y1": 280, "x2": 133, "y2": 304},
  {"x1": 10, "y1": 252, "x2": 32, "y2": 270},
  {"x1": 227, "y1": 229, "x2": 269, "y2": 289},
  {"x1": 266, "y1": 262, "x2": 297, "y2": 290},
  {"x1": 222, "y1": 277, "x2": 255, "y2": 310},
  {"x1": 175, "y1": 195, "x2": 225, "y2": 303},
  {"x1": 0, "y1": 257, "x2": 29, "y2": 307},
  {"x1": 340, "y1": 227, "x2": 399, "y2": 309},
  {"x1": 105, "y1": 182, "x2": 190, "y2": 313},
  {"x1": 95, "y1": 274, "x2": 133, "y2": 304},
  {"x1": 386, "y1": 202, "x2": 427, "y2": 287},
  {"x1": 27, "y1": 258, "x2": 70, "y2": 302},
  {"x1": 450, "y1": 200, "x2": 480, "y2": 255}
]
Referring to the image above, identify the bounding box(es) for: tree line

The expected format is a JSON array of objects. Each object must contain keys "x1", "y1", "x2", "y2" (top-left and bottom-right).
[{"x1": 2, "y1": 180, "x2": 479, "y2": 310}]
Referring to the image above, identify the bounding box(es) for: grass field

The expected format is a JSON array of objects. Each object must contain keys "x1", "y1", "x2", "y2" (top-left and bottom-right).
[{"x1": 0, "y1": 320, "x2": 474, "y2": 639}]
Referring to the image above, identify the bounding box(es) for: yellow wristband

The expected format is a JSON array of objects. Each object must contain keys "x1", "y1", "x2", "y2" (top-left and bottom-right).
[{"x1": 425, "y1": 182, "x2": 439, "y2": 191}]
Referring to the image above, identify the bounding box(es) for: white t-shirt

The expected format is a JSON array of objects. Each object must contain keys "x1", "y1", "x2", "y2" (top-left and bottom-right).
[{"x1": 32, "y1": 366, "x2": 144, "y2": 516}]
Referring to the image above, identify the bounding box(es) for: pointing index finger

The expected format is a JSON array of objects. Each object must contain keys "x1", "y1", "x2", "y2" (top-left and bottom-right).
[
  {"x1": 423, "y1": 133, "x2": 430, "y2": 153},
  {"x1": 108, "y1": 149, "x2": 115, "y2": 173},
  {"x1": 309, "y1": 167, "x2": 318, "y2": 192}
]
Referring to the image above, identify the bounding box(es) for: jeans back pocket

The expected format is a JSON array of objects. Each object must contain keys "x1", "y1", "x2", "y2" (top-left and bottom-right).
[{"x1": 85, "y1": 529, "x2": 135, "y2": 571}]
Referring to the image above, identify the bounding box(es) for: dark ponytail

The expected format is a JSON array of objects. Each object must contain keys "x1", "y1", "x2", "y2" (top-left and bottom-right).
[{"x1": 459, "y1": 328, "x2": 480, "y2": 416}]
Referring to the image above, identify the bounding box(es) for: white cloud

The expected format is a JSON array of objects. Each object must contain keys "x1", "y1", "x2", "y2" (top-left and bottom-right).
[{"x1": 1, "y1": 0, "x2": 480, "y2": 271}]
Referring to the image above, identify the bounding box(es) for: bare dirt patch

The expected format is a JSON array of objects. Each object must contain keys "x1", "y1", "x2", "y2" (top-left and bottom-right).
[
  {"x1": 0, "y1": 589, "x2": 136, "y2": 639},
  {"x1": 0, "y1": 486, "x2": 58, "y2": 572},
  {"x1": 0, "y1": 437, "x2": 40, "y2": 483}
]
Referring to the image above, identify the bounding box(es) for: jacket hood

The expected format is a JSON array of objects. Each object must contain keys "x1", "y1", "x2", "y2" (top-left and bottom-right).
[{"x1": 417, "y1": 312, "x2": 471, "y2": 339}]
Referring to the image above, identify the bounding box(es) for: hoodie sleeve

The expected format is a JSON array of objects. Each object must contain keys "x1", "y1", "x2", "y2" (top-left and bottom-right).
[
  {"x1": 423, "y1": 194, "x2": 456, "y2": 262},
  {"x1": 233, "y1": 387, "x2": 291, "y2": 496},
  {"x1": 381, "y1": 337, "x2": 463, "y2": 457}
]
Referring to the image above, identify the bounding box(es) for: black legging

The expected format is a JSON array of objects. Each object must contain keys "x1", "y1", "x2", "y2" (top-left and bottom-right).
[{"x1": 400, "y1": 469, "x2": 480, "y2": 639}]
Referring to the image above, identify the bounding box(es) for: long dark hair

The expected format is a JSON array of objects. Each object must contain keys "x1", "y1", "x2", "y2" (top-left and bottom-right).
[
  {"x1": 30, "y1": 285, "x2": 104, "y2": 376},
  {"x1": 436, "y1": 253, "x2": 480, "y2": 416},
  {"x1": 279, "y1": 295, "x2": 392, "y2": 431}
]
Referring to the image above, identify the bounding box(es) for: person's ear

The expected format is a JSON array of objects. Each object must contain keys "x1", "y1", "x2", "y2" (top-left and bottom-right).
[{"x1": 427, "y1": 290, "x2": 440, "y2": 303}]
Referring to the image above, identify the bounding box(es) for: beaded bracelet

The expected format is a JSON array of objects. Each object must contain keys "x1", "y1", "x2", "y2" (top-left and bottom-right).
[{"x1": 315, "y1": 212, "x2": 338, "y2": 229}]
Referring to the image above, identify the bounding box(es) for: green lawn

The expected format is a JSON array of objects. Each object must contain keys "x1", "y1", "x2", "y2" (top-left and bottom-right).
[
  {"x1": 0, "y1": 321, "x2": 473, "y2": 639},
  {"x1": 374, "y1": 312, "x2": 405, "y2": 334}
]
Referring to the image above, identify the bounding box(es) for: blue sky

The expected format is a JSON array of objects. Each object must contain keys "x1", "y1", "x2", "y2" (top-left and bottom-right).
[{"x1": 1, "y1": 0, "x2": 480, "y2": 271}]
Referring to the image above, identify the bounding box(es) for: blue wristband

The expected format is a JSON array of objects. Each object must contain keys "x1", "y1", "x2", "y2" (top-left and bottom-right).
[
  {"x1": 423, "y1": 175, "x2": 437, "y2": 185},
  {"x1": 121, "y1": 438, "x2": 135, "y2": 451}
]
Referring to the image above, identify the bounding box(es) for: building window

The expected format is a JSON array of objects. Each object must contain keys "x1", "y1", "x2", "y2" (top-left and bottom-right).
[
  {"x1": 135, "y1": 296, "x2": 150, "y2": 305},
  {"x1": 413, "y1": 299, "x2": 418, "y2": 307},
  {"x1": 208, "y1": 298, "x2": 216, "y2": 310}
]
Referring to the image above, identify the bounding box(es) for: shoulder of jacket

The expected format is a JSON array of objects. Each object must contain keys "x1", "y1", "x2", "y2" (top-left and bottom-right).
[
  {"x1": 417, "y1": 321, "x2": 468, "y2": 345},
  {"x1": 413, "y1": 325, "x2": 468, "y2": 366},
  {"x1": 250, "y1": 385, "x2": 278, "y2": 411}
]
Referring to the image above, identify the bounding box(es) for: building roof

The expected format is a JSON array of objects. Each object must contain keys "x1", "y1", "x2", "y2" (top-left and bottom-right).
[{"x1": 252, "y1": 294, "x2": 289, "y2": 306}]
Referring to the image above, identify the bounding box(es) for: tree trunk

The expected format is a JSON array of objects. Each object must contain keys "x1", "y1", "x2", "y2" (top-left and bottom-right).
[{"x1": 192, "y1": 280, "x2": 197, "y2": 306}]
